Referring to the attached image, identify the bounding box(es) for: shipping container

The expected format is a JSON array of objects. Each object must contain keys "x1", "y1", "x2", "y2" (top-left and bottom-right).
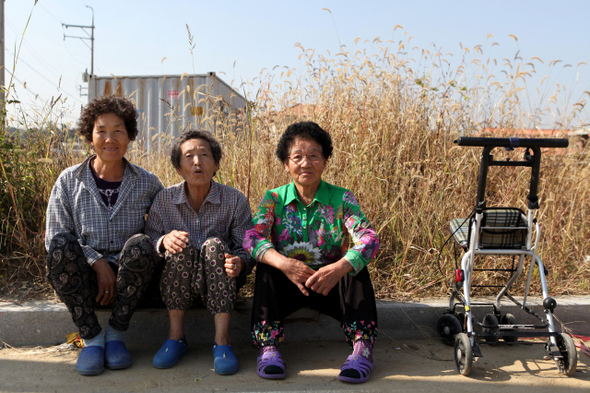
[{"x1": 88, "y1": 72, "x2": 247, "y2": 153}]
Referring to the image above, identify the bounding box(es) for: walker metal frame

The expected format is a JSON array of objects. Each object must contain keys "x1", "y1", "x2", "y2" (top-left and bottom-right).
[{"x1": 437, "y1": 136, "x2": 577, "y2": 376}]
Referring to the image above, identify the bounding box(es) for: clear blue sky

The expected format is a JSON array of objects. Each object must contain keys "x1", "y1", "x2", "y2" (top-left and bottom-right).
[{"x1": 5, "y1": 0, "x2": 589, "y2": 127}]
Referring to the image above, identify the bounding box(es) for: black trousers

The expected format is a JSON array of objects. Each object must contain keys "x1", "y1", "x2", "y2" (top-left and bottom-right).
[
  {"x1": 46, "y1": 232, "x2": 156, "y2": 339},
  {"x1": 251, "y1": 262, "x2": 378, "y2": 348}
]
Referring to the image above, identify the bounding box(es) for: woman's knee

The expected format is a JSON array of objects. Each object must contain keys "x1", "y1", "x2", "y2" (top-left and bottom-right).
[
  {"x1": 163, "y1": 240, "x2": 197, "y2": 267},
  {"x1": 45, "y1": 234, "x2": 90, "y2": 296},
  {"x1": 201, "y1": 237, "x2": 228, "y2": 257},
  {"x1": 47, "y1": 232, "x2": 79, "y2": 254},
  {"x1": 46, "y1": 232, "x2": 85, "y2": 275},
  {"x1": 124, "y1": 233, "x2": 151, "y2": 247},
  {"x1": 200, "y1": 237, "x2": 229, "y2": 271},
  {"x1": 160, "y1": 241, "x2": 198, "y2": 293},
  {"x1": 121, "y1": 233, "x2": 155, "y2": 259}
]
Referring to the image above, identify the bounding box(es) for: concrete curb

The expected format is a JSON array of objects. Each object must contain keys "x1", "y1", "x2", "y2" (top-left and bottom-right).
[{"x1": 1, "y1": 296, "x2": 589, "y2": 346}]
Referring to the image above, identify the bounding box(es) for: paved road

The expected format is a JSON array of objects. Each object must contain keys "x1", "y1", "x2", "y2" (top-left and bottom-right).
[{"x1": 1, "y1": 338, "x2": 588, "y2": 392}]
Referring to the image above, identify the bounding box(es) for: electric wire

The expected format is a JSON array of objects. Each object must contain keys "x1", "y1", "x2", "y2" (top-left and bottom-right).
[
  {"x1": 5, "y1": 68, "x2": 38, "y2": 96},
  {"x1": 38, "y1": 3, "x2": 63, "y2": 25},
  {"x1": 5, "y1": 19, "x2": 82, "y2": 94},
  {"x1": 6, "y1": 47, "x2": 84, "y2": 105}
]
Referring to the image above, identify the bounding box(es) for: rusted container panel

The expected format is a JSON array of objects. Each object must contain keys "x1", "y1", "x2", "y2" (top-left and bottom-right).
[{"x1": 88, "y1": 72, "x2": 246, "y2": 153}]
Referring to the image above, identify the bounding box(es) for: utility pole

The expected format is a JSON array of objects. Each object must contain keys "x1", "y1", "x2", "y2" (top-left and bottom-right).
[{"x1": 62, "y1": 5, "x2": 94, "y2": 94}]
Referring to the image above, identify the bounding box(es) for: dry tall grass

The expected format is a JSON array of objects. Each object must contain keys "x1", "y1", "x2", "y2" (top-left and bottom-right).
[{"x1": 1, "y1": 34, "x2": 589, "y2": 300}]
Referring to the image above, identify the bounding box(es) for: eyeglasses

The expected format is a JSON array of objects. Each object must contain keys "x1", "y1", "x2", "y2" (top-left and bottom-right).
[{"x1": 288, "y1": 153, "x2": 323, "y2": 164}]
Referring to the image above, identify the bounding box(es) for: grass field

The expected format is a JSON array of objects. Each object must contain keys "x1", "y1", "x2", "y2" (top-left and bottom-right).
[{"x1": 1, "y1": 33, "x2": 589, "y2": 301}]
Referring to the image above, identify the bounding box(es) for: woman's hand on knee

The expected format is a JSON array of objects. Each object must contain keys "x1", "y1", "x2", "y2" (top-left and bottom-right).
[
  {"x1": 224, "y1": 254, "x2": 243, "y2": 278},
  {"x1": 163, "y1": 230, "x2": 190, "y2": 254},
  {"x1": 305, "y1": 260, "x2": 353, "y2": 296},
  {"x1": 92, "y1": 258, "x2": 116, "y2": 305},
  {"x1": 260, "y1": 249, "x2": 315, "y2": 296},
  {"x1": 281, "y1": 259, "x2": 316, "y2": 296}
]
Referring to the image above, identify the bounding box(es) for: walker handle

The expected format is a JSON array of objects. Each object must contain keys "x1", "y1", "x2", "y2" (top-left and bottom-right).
[{"x1": 455, "y1": 137, "x2": 569, "y2": 148}]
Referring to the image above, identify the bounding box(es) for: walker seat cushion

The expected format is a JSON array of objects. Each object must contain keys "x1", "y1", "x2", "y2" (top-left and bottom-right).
[
  {"x1": 450, "y1": 208, "x2": 528, "y2": 250},
  {"x1": 449, "y1": 218, "x2": 470, "y2": 248}
]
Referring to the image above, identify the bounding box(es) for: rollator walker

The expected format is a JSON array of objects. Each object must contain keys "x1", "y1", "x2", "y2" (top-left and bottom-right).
[{"x1": 437, "y1": 136, "x2": 577, "y2": 376}]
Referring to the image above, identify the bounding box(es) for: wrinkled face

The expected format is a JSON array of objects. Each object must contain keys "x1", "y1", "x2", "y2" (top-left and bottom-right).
[
  {"x1": 283, "y1": 137, "x2": 326, "y2": 189},
  {"x1": 91, "y1": 113, "x2": 130, "y2": 164},
  {"x1": 176, "y1": 138, "x2": 219, "y2": 189}
]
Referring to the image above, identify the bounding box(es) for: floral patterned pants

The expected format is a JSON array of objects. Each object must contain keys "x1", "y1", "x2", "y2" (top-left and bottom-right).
[
  {"x1": 160, "y1": 237, "x2": 236, "y2": 315},
  {"x1": 45, "y1": 232, "x2": 156, "y2": 340},
  {"x1": 251, "y1": 262, "x2": 378, "y2": 348}
]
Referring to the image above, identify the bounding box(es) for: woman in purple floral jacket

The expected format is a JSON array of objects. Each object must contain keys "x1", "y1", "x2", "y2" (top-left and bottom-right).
[{"x1": 243, "y1": 121, "x2": 379, "y2": 384}]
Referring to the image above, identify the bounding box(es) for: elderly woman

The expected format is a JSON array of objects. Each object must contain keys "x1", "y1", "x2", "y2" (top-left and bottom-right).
[
  {"x1": 244, "y1": 121, "x2": 379, "y2": 383},
  {"x1": 146, "y1": 130, "x2": 254, "y2": 375},
  {"x1": 45, "y1": 96, "x2": 163, "y2": 376}
]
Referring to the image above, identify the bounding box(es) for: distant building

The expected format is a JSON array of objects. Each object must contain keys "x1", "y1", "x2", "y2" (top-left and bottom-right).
[
  {"x1": 568, "y1": 128, "x2": 589, "y2": 151},
  {"x1": 88, "y1": 72, "x2": 246, "y2": 153}
]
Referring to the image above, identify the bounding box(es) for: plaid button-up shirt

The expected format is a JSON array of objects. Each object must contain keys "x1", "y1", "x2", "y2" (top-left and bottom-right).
[
  {"x1": 145, "y1": 180, "x2": 255, "y2": 274},
  {"x1": 45, "y1": 155, "x2": 163, "y2": 265}
]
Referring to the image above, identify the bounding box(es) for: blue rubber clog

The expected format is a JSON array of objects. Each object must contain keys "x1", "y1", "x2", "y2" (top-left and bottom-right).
[
  {"x1": 153, "y1": 338, "x2": 188, "y2": 369},
  {"x1": 105, "y1": 340, "x2": 132, "y2": 370},
  {"x1": 75, "y1": 346, "x2": 105, "y2": 376},
  {"x1": 213, "y1": 344, "x2": 239, "y2": 375}
]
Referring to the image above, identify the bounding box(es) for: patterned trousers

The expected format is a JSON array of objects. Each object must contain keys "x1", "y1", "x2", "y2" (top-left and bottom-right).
[
  {"x1": 46, "y1": 232, "x2": 156, "y2": 339},
  {"x1": 160, "y1": 237, "x2": 237, "y2": 315}
]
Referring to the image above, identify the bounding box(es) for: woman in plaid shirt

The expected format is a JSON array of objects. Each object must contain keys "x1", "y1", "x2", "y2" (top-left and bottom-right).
[
  {"x1": 146, "y1": 130, "x2": 254, "y2": 375},
  {"x1": 45, "y1": 96, "x2": 163, "y2": 376}
]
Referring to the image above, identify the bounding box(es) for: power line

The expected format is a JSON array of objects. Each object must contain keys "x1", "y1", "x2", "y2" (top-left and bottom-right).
[
  {"x1": 5, "y1": 18, "x2": 85, "y2": 105},
  {"x1": 6, "y1": 47, "x2": 84, "y2": 104},
  {"x1": 5, "y1": 67, "x2": 40, "y2": 96},
  {"x1": 62, "y1": 37, "x2": 91, "y2": 67},
  {"x1": 5, "y1": 19, "x2": 81, "y2": 90},
  {"x1": 4, "y1": 68, "x2": 68, "y2": 125},
  {"x1": 38, "y1": 2, "x2": 63, "y2": 25}
]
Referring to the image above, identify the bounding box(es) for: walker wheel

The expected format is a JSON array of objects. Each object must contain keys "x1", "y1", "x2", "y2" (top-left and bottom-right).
[
  {"x1": 555, "y1": 333, "x2": 577, "y2": 376},
  {"x1": 454, "y1": 333, "x2": 473, "y2": 376},
  {"x1": 500, "y1": 313, "x2": 518, "y2": 343},
  {"x1": 437, "y1": 314, "x2": 463, "y2": 347},
  {"x1": 483, "y1": 314, "x2": 499, "y2": 345}
]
